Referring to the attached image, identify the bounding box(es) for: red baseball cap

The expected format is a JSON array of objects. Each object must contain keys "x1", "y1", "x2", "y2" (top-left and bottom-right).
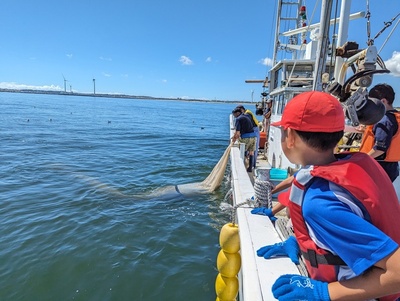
[{"x1": 271, "y1": 91, "x2": 345, "y2": 132}]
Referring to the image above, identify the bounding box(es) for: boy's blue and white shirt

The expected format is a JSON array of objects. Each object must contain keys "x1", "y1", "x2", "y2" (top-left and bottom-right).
[{"x1": 292, "y1": 165, "x2": 398, "y2": 280}]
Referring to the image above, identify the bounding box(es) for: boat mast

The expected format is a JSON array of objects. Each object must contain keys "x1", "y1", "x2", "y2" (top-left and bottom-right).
[
  {"x1": 312, "y1": 0, "x2": 334, "y2": 91},
  {"x1": 272, "y1": 0, "x2": 303, "y2": 65},
  {"x1": 333, "y1": 0, "x2": 352, "y2": 84},
  {"x1": 272, "y1": 0, "x2": 282, "y2": 66}
]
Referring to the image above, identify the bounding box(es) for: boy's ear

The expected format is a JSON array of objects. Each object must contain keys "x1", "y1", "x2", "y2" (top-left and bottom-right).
[{"x1": 285, "y1": 128, "x2": 296, "y2": 148}]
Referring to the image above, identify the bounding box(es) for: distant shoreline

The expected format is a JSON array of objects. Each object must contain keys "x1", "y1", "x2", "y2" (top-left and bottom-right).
[{"x1": 0, "y1": 88, "x2": 250, "y2": 104}]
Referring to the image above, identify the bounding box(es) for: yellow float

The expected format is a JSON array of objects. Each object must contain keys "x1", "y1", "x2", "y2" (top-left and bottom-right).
[
  {"x1": 219, "y1": 223, "x2": 240, "y2": 253},
  {"x1": 215, "y1": 273, "x2": 239, "y2": 300},
  {"x1": 215, "y1": 222, "x2": 241, "y2": 301},
  {"x1": 217, "y1": 249, "x2": 241, "y2": 278}
]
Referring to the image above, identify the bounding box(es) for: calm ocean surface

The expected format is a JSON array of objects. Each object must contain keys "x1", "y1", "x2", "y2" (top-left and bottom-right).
[{"x1": 0, "y1": 92, "x2": 237, "y2": 301}]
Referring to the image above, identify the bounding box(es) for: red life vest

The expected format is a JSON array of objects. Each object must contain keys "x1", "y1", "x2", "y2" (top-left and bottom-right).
[
  {"x1": 359, "y1": 111, "x2": 400, "y2": 162},
  {"x1": 288, "y1": 152, "x2": 400, "y2": 301}
]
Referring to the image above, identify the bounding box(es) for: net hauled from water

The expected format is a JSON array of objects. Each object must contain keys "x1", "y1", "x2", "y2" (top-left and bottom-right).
[{"x1": 201, "y1": 144, "x2": 232, "y2": 192}]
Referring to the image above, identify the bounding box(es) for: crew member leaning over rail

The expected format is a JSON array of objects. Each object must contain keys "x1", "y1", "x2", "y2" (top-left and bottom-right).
[
  {"x1": 236, "y1": 105, "x2": 260, "y2": 169},
  {"x1": 255, "y1": 91, "x2": 400, "y2": 301},
  {"x1": 231, "y1": 107, "x2": 257, "y2": 173}
]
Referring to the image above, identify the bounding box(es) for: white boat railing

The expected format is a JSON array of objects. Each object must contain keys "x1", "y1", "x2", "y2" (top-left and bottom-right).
[{"x1": 229, "y1": 115, "x2": 300, "y2": 300}]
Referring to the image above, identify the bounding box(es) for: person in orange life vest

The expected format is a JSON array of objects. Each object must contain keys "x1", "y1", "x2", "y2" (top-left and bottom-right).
[
  {"x1": 359, "y1": 84, "x2": 400, "y2": 182},
  {"x1": 256, "y1": 91, "x2": 400, "y2": 301}
]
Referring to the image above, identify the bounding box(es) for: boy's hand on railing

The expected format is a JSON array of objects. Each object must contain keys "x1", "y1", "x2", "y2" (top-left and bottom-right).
[
  {"x1": 256, "y1": 236, "x2": 299, "y2": 264},
  {"x1": 251, "y1": 207, "x2": 277, "y2": 221},
  {"x1": 272, "y1": 274, "x2": 330, "y2": 301}
]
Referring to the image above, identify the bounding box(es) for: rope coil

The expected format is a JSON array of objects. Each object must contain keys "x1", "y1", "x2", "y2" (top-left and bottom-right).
[{"x1": 254, "y1": 179, "x2": 274, "y2": 209}]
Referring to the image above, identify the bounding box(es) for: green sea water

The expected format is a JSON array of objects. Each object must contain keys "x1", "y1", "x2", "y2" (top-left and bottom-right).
[{"x1": 0, "y1": 92, "x2": 238, "y2": 301}]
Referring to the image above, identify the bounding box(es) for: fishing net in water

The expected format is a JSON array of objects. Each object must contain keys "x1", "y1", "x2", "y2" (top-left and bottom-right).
[{"x1": 201, "y1": 144, "x2": 232, "y2": 192}]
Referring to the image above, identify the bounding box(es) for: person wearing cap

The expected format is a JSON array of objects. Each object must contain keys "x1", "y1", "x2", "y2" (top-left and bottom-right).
[
  {"x1": 263, "y1": 98, "x2": 273, "y2": 119},
  {"x1": 236, "y1": 105, "x2": 260, "y2": 169},
  {"x1": 359, "y1": 84, "x2": 400, "y2": 182},
  {"x1": 231, "y1": 107, "x2": 257, "y2": 172},
  {"x1": 263, "y1": 98, "x2": 273, "y2": 141},
  {"x1": 255, "y1": 91, "x2": 400, "y2": 300}
]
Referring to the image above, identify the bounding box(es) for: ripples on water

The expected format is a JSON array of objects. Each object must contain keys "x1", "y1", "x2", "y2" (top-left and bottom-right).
[{"x1": 0, "y1": 93, "x2": 237, "y2": 301}]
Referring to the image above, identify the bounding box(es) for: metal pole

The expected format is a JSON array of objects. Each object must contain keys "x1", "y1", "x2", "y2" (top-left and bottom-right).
[
  {"x1": 313, "y1": 0, "x2": 334, "y2": 91},
  {"x1": 334, "y1": 0, "x2": 352, "y2": 83}
]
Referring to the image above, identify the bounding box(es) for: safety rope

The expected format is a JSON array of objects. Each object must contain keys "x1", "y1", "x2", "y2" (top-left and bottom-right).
[
  {"x1": 230, "y1": 198, "x2": 255, "y2": 224},
  {"x1": 366, "y1": 0, "x2": 400, "y2": 47},
  {"x1": 378, "y1": 17, "x2": 400, "y2": 54}
]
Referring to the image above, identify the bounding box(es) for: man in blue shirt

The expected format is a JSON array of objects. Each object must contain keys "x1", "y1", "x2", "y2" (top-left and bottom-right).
[
  {"x1": 231, "y1": 107, "x2": 256, "y2": 172},
  {"x1": 236, "y1": 105, "x2": 260, "y2": 169}
]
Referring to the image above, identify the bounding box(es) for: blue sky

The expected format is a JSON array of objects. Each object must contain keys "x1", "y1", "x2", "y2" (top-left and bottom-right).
[{"x1": 0, "y1": 0, "x2": 399, "y2": 103}]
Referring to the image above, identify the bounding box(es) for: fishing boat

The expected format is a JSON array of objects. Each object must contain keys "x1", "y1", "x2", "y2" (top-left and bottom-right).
[{"x1": 217, "y1": 0, "x2": 400, "y2": 300}]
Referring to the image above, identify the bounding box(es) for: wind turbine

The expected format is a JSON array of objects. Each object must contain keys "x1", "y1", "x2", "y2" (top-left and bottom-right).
[{"x1": 62, "y1": 74, "x2": 68, "y2": 93}]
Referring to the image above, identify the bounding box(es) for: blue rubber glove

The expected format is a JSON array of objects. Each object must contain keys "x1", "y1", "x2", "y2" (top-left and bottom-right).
[
  {"x1": 256, "y1": 236, "x2": 300, "y2": 264},
  {"x1": 272, "y1": 274, "x2": 330, "y2": 301},
  {"x1": 251, "y1": 207, "x2": 277, "y2": 221}
]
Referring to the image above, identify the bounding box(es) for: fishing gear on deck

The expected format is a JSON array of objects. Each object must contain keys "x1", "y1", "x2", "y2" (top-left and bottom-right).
[
  {"x1": 324, "y1": 6, "x2": 400, "y2": 128},
  {"x1": 326, "y1": 42, "x2": 390, "y2": 127}
]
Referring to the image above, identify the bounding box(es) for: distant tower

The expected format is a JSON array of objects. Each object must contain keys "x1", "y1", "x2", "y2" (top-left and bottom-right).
[
  {"x1": 93, "y1": 78, "x2": 96, "y2": 95},
  {"x1": 62, "y1": 74, "x2": 68, "y2": 93}
]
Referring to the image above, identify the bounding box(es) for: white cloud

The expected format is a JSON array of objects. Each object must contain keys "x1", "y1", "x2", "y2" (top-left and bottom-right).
[
  {"x1": 102, "y1": 72, "x2": 111, "y2": 77},
  {"x1": 99, "y1": 56, "x2": 112, "y2": 61},
  {"x1": 205, "y1": 57, "x2": 212, "y2": 63},
  {"x1": 161, "y1": 79, "x2": 167, "y2": 83},
  {"x1": 0, "y1": 82, "x2": 62, "y2": 91},
  {"x1": 259, "y1": 57, "x2": 273, "y2": 66},
  {"x1": 385, "y1": 51, "x2": 400, "y2": 77},
  {"x1": 179, "y1": 55, "x2": 193, "y2": 65},
  {"x1": 66, "y1": 54, "x2": 73, "y2": 58}
]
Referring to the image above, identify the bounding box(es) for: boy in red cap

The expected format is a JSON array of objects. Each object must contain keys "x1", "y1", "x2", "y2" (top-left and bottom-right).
[{"x1": 256, "y1": 91, "x2": 400, "y2": 300}]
